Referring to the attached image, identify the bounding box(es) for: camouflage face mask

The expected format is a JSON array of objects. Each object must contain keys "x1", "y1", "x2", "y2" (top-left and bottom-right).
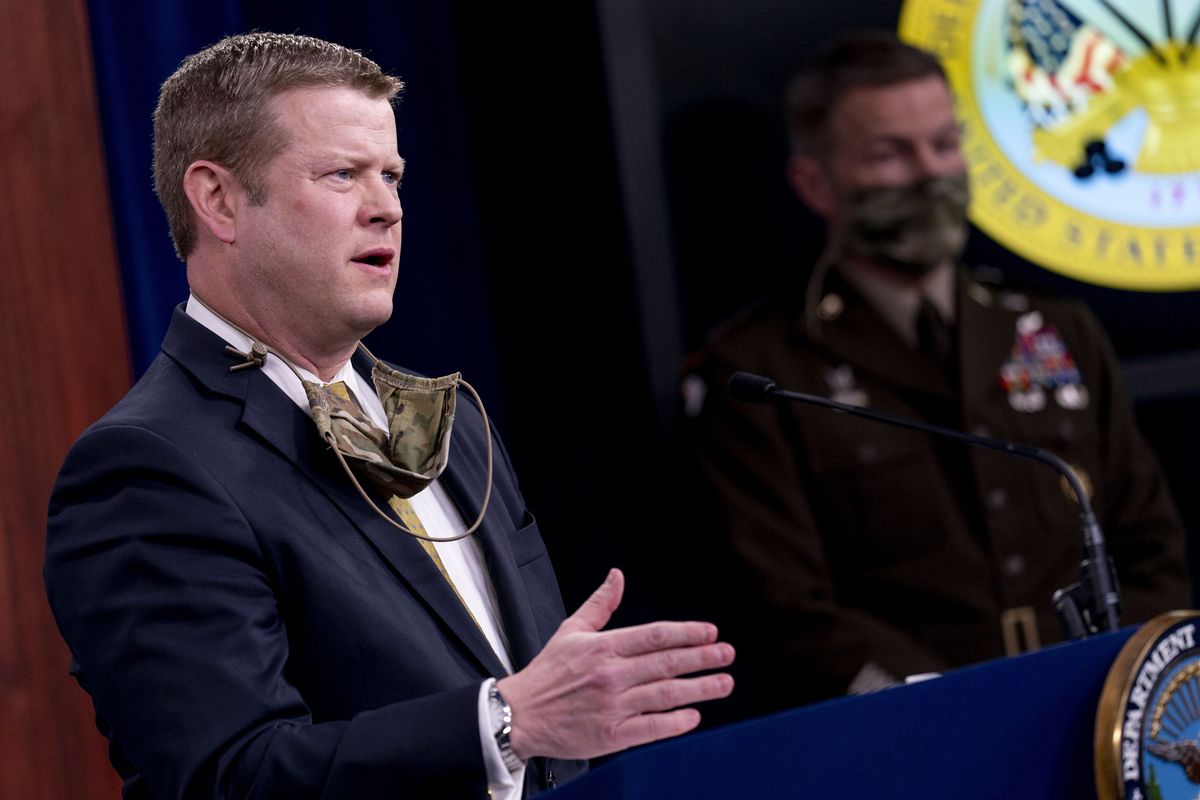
[
  {"x1": 836, "y1": 173, "x2": 970, "y2": 276},
  {"x1": 303, "y1": 363, "x2": 458, "y2": 500},
  {"x1": 208, "y1": 293, "x2": 492, "y2": 541}
]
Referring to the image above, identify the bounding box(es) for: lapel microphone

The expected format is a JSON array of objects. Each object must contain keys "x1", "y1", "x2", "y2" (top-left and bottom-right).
[{"x1": 727, "y1": 370, "x2": 1121, "y2": 639}]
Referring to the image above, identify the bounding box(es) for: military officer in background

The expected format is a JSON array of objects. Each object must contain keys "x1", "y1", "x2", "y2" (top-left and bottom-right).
[{"x1": 688, "y1": 30, "x2": 1189, "y2": 708}]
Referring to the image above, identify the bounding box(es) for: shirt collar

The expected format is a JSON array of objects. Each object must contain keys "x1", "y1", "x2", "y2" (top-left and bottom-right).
[
  {"x1": 837, "y1": 261, "x2": 956, "y2": 348},
  {"x1": 184, "y1": 294, "x2": 387, "y2": 429}
]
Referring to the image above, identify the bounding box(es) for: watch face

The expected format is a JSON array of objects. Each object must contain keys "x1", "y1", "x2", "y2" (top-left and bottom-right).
[{"x1": 900, "y1": 0, "x2": 1200, "y2": 291}]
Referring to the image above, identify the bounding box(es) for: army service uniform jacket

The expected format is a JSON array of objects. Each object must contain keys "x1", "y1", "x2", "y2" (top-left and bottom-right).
[
  {"x1": 45, "y1": 307, "x2": 583, "y2": 799},
  {"x1": 692, "y1": 270, "x2": 1189, "y2": 706}
]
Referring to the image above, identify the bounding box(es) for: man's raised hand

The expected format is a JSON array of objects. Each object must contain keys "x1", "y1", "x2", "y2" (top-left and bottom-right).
[{"x1": 496, "y1": 568, "x2": 735, "y2": 760}]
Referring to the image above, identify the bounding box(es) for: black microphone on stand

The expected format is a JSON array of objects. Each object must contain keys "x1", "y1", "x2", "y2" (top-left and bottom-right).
[{"x1": 728, "y1": 370, "x2": 1121, "y2": 639}]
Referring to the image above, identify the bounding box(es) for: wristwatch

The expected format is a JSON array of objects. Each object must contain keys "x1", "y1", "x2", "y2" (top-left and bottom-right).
[{"x1": 487, "y1": 679, "x2": 525, "y2": 773}]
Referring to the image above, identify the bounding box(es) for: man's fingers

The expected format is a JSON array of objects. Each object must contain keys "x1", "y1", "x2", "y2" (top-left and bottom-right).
[
  {"x1": 608, "y1": 674, "x2": 735, "y2": 751},
  {"x1": 605, "y1": 620, "x2": 719, "y2": 657},
  {"x1": 561, "y1": 568, "x2": 624, "y2": 633},
  {"x1": 611, "y1": 708, "x2": 703, "y2": 751},
  {"x1": 621, "y1": 673, "x2": 735, "y2": 716},
  {"x1": 618, "y1": 643, "x2": 735, "y2": 687}
]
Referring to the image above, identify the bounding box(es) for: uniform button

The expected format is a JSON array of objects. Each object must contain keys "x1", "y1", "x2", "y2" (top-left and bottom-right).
[
  {"x1": 971, "y1": 424, "x2": 991, "y2": 438},
  {"x1": 987, "y1": 487, "x2": 1008, "y2": 510},
  {"x1": 680, "y1": 374, "x2": 706, "y2": 419},
  {"x1": 856, "y1": 443, "x2": 878, "y2": 464},
  {"x1": 1004, "y1": 554, "x2": 1026, "y2": 577},
  {"x1": 817, "y1": 293, "x2": 844, "y2": 321}
]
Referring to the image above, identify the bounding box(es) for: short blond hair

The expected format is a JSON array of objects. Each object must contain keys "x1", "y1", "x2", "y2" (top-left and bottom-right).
[{"x1": 153, "y1": 32, "x2": 403, "y2": 259}]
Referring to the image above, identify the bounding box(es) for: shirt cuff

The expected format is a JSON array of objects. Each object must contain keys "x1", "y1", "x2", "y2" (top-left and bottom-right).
[{"x1": 478, "y1": 679, "x2": 526, "y2": 800}]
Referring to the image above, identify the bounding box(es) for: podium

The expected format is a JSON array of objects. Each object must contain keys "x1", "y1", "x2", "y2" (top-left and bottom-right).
[{"x1": 547, "y1": 628, "x2": 1135, "y2": 799}]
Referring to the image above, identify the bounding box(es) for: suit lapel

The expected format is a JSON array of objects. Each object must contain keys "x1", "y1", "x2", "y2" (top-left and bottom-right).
[
  {"x1": 436, "y1": 418, "x2": 546, "y2": 671},
  {"x1": 162, "y1": 308, "x2": 508, "y2": 678},
  {"x1": 957, "y1": 278, "x2": 1021, "y2": 414}
]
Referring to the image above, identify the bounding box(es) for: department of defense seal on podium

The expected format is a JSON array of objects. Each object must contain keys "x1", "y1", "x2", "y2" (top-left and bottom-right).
[{"x1": 1096, "y1": 611, "x2": 1200, "y2": 800}]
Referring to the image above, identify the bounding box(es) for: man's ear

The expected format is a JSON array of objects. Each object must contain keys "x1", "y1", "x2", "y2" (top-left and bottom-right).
[
  {"x1": 786, "y1": 154, "x2": 836, "y2": 220},
  {"x1": 182, "y1": 160, "x2": 241, "y2": 245}
]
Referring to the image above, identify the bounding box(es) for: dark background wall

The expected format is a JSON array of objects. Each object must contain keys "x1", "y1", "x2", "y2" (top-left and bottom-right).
[{"x1": 5, "y1": 0, "x2": 1198, "y2": 794}]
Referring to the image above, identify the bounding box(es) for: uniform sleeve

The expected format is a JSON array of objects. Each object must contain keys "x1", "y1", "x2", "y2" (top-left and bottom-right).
[
  {"x1": 1076, "y1": 309, "x2": 1191, "y2": 622},
  {"x1": 689, "y1": 349, "x2": 949, "y2": 707},
  {"x1": 44, "y1": 423, "x2": 487, "y2": 800}
]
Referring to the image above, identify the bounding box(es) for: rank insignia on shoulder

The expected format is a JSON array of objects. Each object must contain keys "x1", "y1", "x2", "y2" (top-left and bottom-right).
[
  {"x1": 825, "y1": 364, "x2": 869, "y2": 407},
  {"x1": 999, "y1": 312, "x2": 1088, "y2": 412}
]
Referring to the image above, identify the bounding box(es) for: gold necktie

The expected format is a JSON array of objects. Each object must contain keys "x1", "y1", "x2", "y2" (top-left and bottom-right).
[{"x1": 326, "y1": 382, "x2": 483, "y2": 631}]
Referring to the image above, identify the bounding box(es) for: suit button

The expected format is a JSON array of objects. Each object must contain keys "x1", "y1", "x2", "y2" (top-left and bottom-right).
[
  {"x1": 987, "y1": 487, "x2": 1008, "y2": 510},
  {"x1": 971, "y1": 424, "x2": 991, "y2": 438},
  {"x1": 1004, "y1": 554, "x2": 1026, "y2": 577}
]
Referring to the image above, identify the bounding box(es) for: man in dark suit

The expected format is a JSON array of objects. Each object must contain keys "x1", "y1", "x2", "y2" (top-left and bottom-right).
[
  {"x1": 45, "y1": 32, "x2": 733, "y2": 799},
  {"x1": 689, "y1": 31, "x2": 1187, "y2": 709}
]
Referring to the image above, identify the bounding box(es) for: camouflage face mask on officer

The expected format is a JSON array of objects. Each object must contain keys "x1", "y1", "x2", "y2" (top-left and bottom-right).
[{"x1": 834, "y1": 173, "x2": 971, "y2": 275}]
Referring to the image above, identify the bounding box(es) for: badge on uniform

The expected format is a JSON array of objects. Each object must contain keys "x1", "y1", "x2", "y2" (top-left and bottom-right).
[
  {"x1": 825, "y1": 364, "x2": 869, "y2": 407},
  {"x1": 998, "y1": 311, "x2": 1090, "y2": 413}
]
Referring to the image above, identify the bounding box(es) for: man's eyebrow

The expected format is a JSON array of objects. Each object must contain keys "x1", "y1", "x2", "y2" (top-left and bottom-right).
[
  {"x1": 315, "y1": 150, "x2": 406, "y2": 167},
  {"x1": 864, "y1": 133, "x2": 911, "y2": 147},
  {"x1": 866, "y1": 122, "x2": 961, "y2": 146}
]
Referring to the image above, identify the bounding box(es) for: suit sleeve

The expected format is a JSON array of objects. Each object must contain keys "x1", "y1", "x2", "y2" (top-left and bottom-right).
[
  {"x1": 45, "y1": 423, "x2": 486, "y2": 800},
  {"x1": 689, "y1": 350, "x2": 949, "y2": 705}
]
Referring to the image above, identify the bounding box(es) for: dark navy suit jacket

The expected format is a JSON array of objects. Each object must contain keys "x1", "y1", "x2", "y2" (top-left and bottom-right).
[{"x1": 45, "y1": 308, "x2": 581, "y2": 799}]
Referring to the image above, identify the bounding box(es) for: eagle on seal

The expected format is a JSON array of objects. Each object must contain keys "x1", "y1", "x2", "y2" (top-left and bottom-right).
[{"x1": 1148, "y1": 739, "x2": 1200, "y2": 782}]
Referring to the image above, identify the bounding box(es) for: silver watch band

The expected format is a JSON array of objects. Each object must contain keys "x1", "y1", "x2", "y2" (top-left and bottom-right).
[{"x1": 487, "y1": 680, "x2": 525, "y2": 773}]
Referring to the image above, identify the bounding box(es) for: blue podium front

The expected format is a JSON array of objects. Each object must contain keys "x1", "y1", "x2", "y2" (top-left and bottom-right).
[{"x1": 548, "y1": 629, "x2": 1135, "y2": 799}]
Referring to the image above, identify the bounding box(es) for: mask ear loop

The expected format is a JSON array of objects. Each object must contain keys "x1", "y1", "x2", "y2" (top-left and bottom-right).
[
  {"x1": 203, "y1": 293, "x2": 495, "y2": 544},
  {"x1": 320, "y1": 374, "x2": 494, "y2": 543}
]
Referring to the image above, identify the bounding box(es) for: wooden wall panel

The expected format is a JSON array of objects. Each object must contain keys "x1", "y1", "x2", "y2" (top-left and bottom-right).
[{"x1": 0, "y1": 0, "x2": 129, "y2": 796}]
